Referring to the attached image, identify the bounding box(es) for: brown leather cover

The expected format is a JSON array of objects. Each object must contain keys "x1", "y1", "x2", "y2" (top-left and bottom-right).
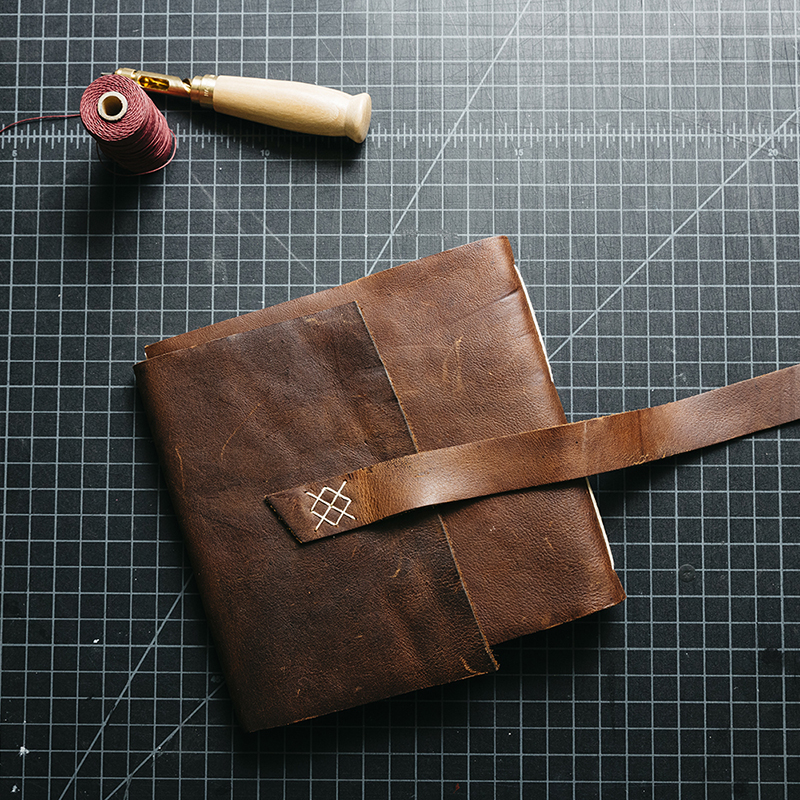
[{"x1": 135, "y1": 237, "x2": 626, "y2": 731}]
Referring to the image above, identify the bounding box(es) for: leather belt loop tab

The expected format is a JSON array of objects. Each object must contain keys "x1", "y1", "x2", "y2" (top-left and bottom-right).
[{"x1": 268, "y1": 365, "x2": 800, "y2": 543}]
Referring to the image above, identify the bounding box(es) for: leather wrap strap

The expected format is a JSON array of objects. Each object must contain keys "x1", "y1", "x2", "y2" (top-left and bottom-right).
[{"x1": 267, "y1": 365, "x2": 800, "y2": 543}]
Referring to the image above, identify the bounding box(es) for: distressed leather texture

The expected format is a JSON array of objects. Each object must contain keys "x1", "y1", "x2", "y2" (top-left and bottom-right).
[
  {"x1": 268, "y1": 364, "x2": 800, "y2": 540},
  {"x1": 135, "y1": 237, "x2": 629, "y2": 730},
  {"x1": 134, "y1": 303, "x2": 497, "y2": 732}
]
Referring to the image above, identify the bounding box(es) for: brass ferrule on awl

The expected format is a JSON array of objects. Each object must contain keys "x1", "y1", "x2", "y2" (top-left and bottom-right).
[{"x1": 114, "y1": 68, "x2": 218, "y2": 108}]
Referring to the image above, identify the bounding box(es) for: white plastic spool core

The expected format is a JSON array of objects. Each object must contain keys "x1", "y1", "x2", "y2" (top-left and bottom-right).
[{"x1": 97, "y1": 91, "x2": 128, "y2": 122}]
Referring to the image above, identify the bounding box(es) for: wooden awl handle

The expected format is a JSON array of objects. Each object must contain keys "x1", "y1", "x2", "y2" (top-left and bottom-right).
[{"x1": 196, "y1": 75, "x2": 371, "y2": 143}]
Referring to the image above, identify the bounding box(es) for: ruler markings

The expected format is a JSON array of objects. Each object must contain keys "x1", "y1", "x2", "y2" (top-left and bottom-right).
[{"x1": 3, "y1": 122, "x2": 797, "y2": 151}]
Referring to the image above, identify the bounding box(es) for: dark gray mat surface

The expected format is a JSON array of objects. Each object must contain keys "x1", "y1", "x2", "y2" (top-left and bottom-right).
[{"x1": 1, "y1": 2, "x2": 798, "y2": 797}]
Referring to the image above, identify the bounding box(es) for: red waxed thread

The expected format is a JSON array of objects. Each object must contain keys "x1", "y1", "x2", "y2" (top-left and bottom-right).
[
  {"x1": 0, "y1": 113, "x2": 82, "y2": 136},
  {"x1": 80, "y1": 74, "x2": 176, "y2": 174}
]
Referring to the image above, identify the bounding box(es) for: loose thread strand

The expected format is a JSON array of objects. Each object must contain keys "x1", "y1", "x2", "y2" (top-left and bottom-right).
[{"x1": 0, "y1": 113, "x2": 82, "y2": 136}]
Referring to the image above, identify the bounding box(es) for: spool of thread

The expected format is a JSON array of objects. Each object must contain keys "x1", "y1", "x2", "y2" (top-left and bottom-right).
[{"x1": 79, "y1": 74, "x2": 176, "y2": 174}]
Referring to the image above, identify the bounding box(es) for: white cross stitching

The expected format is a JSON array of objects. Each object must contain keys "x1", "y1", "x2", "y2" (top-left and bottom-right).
[{"x1": 305, "y1": 481, "x2": 356, "y2": 531}]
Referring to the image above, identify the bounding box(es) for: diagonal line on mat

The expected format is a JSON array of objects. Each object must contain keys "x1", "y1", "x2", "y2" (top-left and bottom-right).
[
  {"x1": 547, "y1": 108, "x2": 800, "y2": 361},
  {"x1": 366, "y1": 0, "x2": 539, "y2": 275},
  {"x1": 56, "y1": 575, "x2": 194, "y2": 800},
  {"x1": 190, "y1": 175, "x2": 313, "y2": 275},
  {"x1": 101, "y1": 684, "x2": 227, "y2": 800}
]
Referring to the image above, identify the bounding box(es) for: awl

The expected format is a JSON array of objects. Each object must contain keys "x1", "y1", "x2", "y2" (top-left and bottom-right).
[{"x1": 114, "y1": 68, "x2": 372, "y2": 143}]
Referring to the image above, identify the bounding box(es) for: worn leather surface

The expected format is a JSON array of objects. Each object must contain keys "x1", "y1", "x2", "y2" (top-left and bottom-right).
[
  {"x1": 144, "y1": 237, "x2": 625, "y2": 646},
  {"x1": 269, "y1": 364, "x2": 800, "y2": 539},
  {"x1": 134, "y1": 303, "x2": 497, "y2": 731},
  {"x1": 135, "y1": 237, "x2": 799, "y2": 730}
]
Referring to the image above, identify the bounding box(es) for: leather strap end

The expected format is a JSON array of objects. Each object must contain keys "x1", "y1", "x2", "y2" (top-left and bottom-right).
[{"x1": 268, "y1": 477, "x2": 369, "y2": 542}]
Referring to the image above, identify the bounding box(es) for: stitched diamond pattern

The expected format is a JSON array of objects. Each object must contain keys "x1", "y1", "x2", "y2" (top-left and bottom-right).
[{"x1": 305, "y1": 481, "x2": 356, "y2": 530}]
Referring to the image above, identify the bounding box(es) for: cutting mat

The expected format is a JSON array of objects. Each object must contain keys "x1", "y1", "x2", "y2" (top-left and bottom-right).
[{"x1": 2, "y1": 1, "x2": 799, "y2": 797}]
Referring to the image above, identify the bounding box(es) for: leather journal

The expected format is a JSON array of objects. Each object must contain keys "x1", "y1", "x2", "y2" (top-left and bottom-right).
[{"x1": 134, "y1": 237, "x2": 799, "y2": 732}]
